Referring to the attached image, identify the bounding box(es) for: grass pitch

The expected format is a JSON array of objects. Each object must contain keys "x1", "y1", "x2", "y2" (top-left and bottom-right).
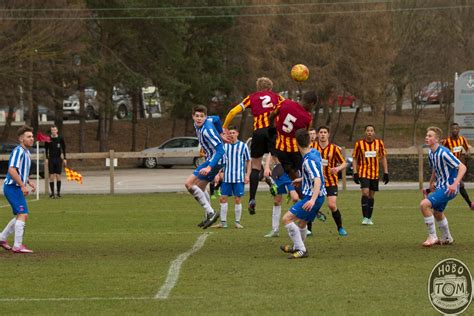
[{"x1": 0, "y1": 190, "x2": 473, "y2": 315}]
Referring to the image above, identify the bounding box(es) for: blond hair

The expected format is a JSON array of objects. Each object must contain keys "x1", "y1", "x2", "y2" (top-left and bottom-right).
[
  {"x1": 256, "y1": 77, "x2": 273, "y2": 91},
  {"x1": 427, "y1": 126, "x2": 442, "y2": 140}
]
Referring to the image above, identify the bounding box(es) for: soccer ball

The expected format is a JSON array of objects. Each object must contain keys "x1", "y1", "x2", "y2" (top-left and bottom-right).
[{"x1": 290, "y1": 64, "x2": 309, "y2": 82}]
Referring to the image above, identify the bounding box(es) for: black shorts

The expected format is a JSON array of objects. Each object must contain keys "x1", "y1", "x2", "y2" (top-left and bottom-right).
[
  {"x1": 48, "y1": 157, "x2": 63, "y2": 174},
  {"x1": 250, "y1": 128, "x2": 275, "y2": 158},
  {"x1": 326, "y1": 185, "x2": 338, "y2": 197},
  {"x1": 274, "y1": 150, "x2": 302, "y2": 177},
  {"x1": 360, "y1": 178, "x2": 379, "y2": 191}
]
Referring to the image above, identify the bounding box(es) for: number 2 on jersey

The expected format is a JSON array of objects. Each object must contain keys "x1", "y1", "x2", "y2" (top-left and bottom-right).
[
  {"x1": 282, "y1": 114, "x2": 297, "y2": 133},
  {"x1": 260, "y1": 96, "x2": 273, "y2": 108}
]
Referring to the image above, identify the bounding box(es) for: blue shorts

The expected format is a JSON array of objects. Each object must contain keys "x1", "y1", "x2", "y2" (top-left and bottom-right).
[
  {"x1": 221, "y1": 182, "x2": 245, "y2": 197},
  {"x1": 3, "y1": 184, "x2": 29, "y2": 215},
  {"x1": 427, "y1": 188, "x2": 456, "y2": 212},
  {"x1": 290, "y1": 195, "x2": 325, "y2": 222},
  {"x1": 193, "y1": 161, "x2": 223, "y2": 182},
  {"x1": 275, "y1": 173, "x2": 294, "y2": 195}
]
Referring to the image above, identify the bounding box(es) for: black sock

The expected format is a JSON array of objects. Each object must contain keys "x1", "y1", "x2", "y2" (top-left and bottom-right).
[
  {"x1": 209, "y1": 182, "x2": 215, "y2": 195},
  {"x1": 57, "y1": 181, "x2": 61, "y2": 194},
  {"x1": 249, "y1": 168, "x2": 260, "y2": 201},
  {"x1": 307, "y1": 221, "x2": 313, "y2": 232},
  {"x1": 215, "y1": 182, "x2": 221, "y2": 191},
  {"x1": 332, "y1": 209, "x2": 343, "y2": 229},
  {"x1": 361, "y1": 196, "x2": 369, "y2": 218},
  {"x1": 368, "y1": 198, "x2": 374, "y2": 219},
  {"x1": 49, "y1": 182, "x2": 54, "y2": 195},
  {"x1": 459, "y1": 186, "x2": 472, "y2": 206}
]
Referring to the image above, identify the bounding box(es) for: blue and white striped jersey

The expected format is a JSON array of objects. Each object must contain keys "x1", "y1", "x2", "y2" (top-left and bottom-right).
[
  {"x1": 301, "y1": 149, "x2": 326, "y2": 197},
  {"x1": 429, "y1": 145, "x2": 461, "y2": 189},
  {"x1": 223, "y1": 141, "x2": 250, "y2": 183},
  {"x1": 4, "y1": 145, "x2": 31, "y2": 186},
  {"x1": 195, "y1": 116, "x2": 224, "y2": 166}
]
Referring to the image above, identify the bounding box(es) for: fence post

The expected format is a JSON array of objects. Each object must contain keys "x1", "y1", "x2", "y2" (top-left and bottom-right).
[
  {"x1": 109, "y1": 150, "x2": 115, "y2": 194},
  {"x1": 44, "y1": 153, "x2": 49, "y2": 195},
  {"x1": 341, "y1": 146, "x2": 347, "y2": 191},
  {"x1": 418, "y1": 146, "x2": 424, "y2": 190}
]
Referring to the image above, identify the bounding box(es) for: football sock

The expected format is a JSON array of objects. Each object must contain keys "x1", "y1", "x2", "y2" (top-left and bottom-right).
[
  {"x1": 361, "y1": 196, "x2": 369, "y2": 218},
  {"x1": 13, "y1": 220, "x2": 25, "y2": 248},
  {"x1": 424, "y1": 215, "x2": 436, "y2": 237},
  {"x1": 215, "y1": 182, "x2": 221, "y2": 191},
  {"x1": 249, "y1": 169, "x2": 260, "y2": 201},
  {"x1": 299, "y1": 226, "x2": 308, "y2": 242},
  {"x1": 285, "y1": 222, "x2": 306, "y2": 252},
  {"x1": 332, "y1": 209, "x2": 343, "y2": 229},
  {"x1": 220, "y1": 202, "x2": 228, "y2": 223},
  {"x1": 307, "y1": 220, "x2": 313, "y2": 232},
  {"x1": 235, "y1": 204, "x2": 242, "y2": 223},
  {"x1": 272, "y1": 205, "x2": 281, "y2": 232},
  {"x1": 0, "y1": 218, "x2": 16, "y2": 241},
  {"x1": 437, "y1": 217, "x2": 452, "y2": 239},
  {"x1": 191, "y1": 185, "x2": 214, "y2": 215},
  {"x1": 57, "y1": 181, "x2": 61, "y2": 194},
  {"x1": 204, "y1": 190, "x2": 211, "y2": 204},
  {"x1": 49, "y1": 182, "x2": 54, "y2": 195},
  {"x1": 459, "y1": 186, "x2": 472, "y2": 206},
  {"x1": 209, "y1": 182, "x2": 215, "y2": 195},
  {"x1": 368, "y1": 198, "x2": 374, "y2": 218}
]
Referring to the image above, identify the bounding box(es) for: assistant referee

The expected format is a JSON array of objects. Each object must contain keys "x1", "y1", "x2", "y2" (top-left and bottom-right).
[{"x1": 45, "y1": 125, "x2": 67, "y2": 198}]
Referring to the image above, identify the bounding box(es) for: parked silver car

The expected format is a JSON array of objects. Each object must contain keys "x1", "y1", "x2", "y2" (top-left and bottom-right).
[{"x1": 142, "y1": 137, "x2": 205, "y2": 169}]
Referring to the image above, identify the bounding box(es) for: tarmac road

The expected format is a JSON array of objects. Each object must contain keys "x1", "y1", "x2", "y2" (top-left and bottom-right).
[{"x1": 7, "y1": 167, "x2": 472, "y2": 195}]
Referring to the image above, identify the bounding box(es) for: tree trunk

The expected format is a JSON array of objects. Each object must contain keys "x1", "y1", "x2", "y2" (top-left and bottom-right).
[
  {"x1": 349, "y1": 106, "x2": 361, "y2": 142},
  {"x1": 171, "y1": 117, "x2": 177, "y2": 138},
  {"x1": 0, "y1": 92, "x2": 14, "y2": 142},
  {"x1": 331, "y1": 105, "x2": 343, "y2": 143},
  {"x1": 394, "y1": 83, "x2": 404, "y2": 116},
  {"x1": 312, "y1": 103, "x2": 321, "y2": 129},
  {"x1": 131, "y1": 88, "x2": 139, "y2": 151},
  {"x1": 382, "y1": 103, "x2": 387, "y2": 140},
  {"x1": 78, "y1": 75, "x2": 85, "y2": 152},
  {"x1": 238, "y1": 110, "x2": 249, "y2": 140}
]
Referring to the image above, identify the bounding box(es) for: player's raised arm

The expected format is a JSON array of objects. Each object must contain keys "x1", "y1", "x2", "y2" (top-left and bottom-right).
[{"x1": 223, "y1": 103, "x2": 244, "y2": 129}]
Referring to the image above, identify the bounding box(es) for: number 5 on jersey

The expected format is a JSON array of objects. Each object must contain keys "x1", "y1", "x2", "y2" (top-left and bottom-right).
[{"x1": 282, "y1": 114, "x2": 297, "y2": 133}]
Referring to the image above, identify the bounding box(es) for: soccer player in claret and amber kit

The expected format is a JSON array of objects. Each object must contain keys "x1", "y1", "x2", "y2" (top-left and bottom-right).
[
  {"x1": 270, "y1": 91, "x2": 318, "y2": 182},
  {"x1": 313, "y1": 126, "x2": 348, "y2": 236},
  {"x1": 352, "y1": 125, "x2": 389, "y2": 225},
  {"x1": 0, "y1": 126, "x2": 36, "y2": 253},
  {"x1": 222, "y1": 77, "x2": 284, "y2": 215},
  {"x1": 184, "y1": 105, "x2": 227, "y2": 229},
  {"x1": 420, "y1": 127, "x2": 466, "y2": 247},
  {"x1": 441, "y1": 122, "x2": 474, "y2": 210}
]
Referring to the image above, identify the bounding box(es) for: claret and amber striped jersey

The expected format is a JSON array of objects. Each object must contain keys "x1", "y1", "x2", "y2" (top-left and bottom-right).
[
  {"x1": 309, "y1": 141, "x2": 318, "y2": 149},
  {"x1": 315, "y1": 143, "x2": 345, "y2": 187},
  {"x1": 239, "y1": 91, "x2": 284, "y2": 130},
  {"x1": 275, "y1": 99, "x2": 312, "y2": 152},
  {"x1": 352, "y1": 138, "x2": 386, "y2": 180},
  {"x1": 442, "y1": 136, "x2": 469, "y2": 159}
]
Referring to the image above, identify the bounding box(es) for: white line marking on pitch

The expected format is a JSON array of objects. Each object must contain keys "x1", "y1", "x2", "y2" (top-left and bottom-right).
[
  {"x1": 155, "y1": 233, "x2": 210, "y2": 300},
  {"x1": 0, "y1": 296, "x2": 153, "y2": 302}
]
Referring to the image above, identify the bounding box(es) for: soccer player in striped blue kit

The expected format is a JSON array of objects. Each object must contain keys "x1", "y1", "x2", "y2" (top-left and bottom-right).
[
  {"x1": 0, "y1": 126, "x2": 37, "y2": 253},
  {"x1": 280, "y1": 129, "x2": 326, "y2": 259},
  {"x1": 420, "y1": 126, "x2": 466, "y2": 247},
  {"x1": 185, "y1": 105, "x2": 228, "y2": 229},
  {"x1": 212, "y1": 126, "x2": 251, "y2": 229}
]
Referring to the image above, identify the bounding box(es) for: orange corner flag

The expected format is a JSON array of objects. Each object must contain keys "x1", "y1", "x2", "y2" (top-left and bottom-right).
[{"x1": 65, "y1": 167, "x2": 83, "y2": 184}]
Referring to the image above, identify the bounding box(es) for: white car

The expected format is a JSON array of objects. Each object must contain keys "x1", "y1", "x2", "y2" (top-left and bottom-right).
[{"x1": 142, "y1": 137, "x2": 204, "y2": 169}]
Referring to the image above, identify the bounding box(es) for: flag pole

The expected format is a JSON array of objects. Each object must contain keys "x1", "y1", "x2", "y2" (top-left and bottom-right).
[{"x1": 36, "y1": 141, "x2": 39, "y2": 200}]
